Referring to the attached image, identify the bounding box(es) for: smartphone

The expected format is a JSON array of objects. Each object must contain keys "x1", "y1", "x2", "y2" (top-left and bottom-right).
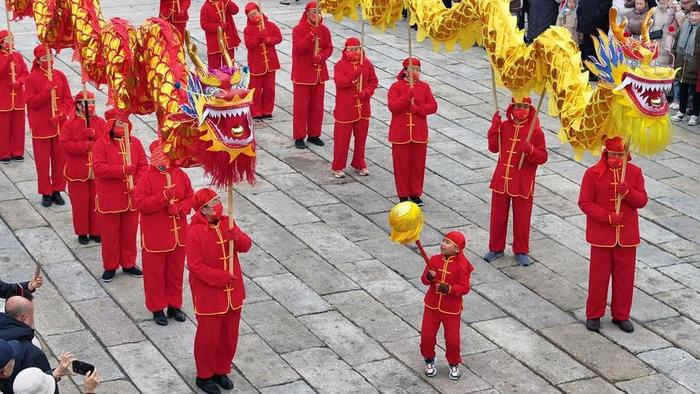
[{"x1": 72, "y1": 360, "x2": 95, "y2": 375}]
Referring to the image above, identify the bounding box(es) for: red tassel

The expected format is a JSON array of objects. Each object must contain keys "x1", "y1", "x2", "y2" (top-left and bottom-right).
[{"x1": 191, "y1": 140, "x2": 256, "y2": 187}]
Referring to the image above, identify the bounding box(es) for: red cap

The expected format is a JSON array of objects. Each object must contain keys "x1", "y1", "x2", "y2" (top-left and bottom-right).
[
  {"x1": 75, "y1": 91, "x2": 95, "y2": 101},
  {"x1": 306, "y1": 1, "x2": 317, "y2": 11},
  {"x1": 33, "y1": 45, "x2": 49, "y2": 59},
  {"x1": 193, "y1": 188, "x2": 218, "y2": 211},
  {"x1": 605, "y1": 136, "x2": 626, "y2": 153},
  {"x1": 511, "y1": 96, "x2": 532, "y2": 105},
  {"x1": 149, "y1": 140, "x2": 170, "y2": 168},
  {"x1": 345, "y1": 37, "x2": 361, "y2": 47},
  {"x1": 444, "y1": 231, "x2": 466, "y2": 251},
  {"x1": 402, "y1": 57, "x2": 421, "y2": 68},
  {"x1": 0, "y1": 30, "x2": 8, "y2": 41},
  {"x1": 245, "y1": 2, "x2": 259, "y2": 14}
]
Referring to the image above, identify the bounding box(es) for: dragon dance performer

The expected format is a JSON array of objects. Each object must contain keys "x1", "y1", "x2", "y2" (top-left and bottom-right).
[
  {"x1": 93, "y1": 109, "x2": 147, "y2": 282},
  {"x1": 159, "y1": 0, "x2": 191, "y2": 39},
  {"x1": 59, "y1": 91, "x2": 105, "y2": 245},
  {"x1": 134, "y1": 141, "x2": 193, "y2": 326},
  {"x1": 291, "y1": 1, "x2": 333, "y2": 149},
  {"x1": 388, "y1": 57, "x2": 438, "y2": 207},
  {"x1": 483, "y1": 97, "x2": 548, "y2": 267},
  {"x1": 243, "y1": 2, "x2": 282, "y2": 120},
  {"x1": 420, "y1": 231, "x2": 474, "y2": 381},
  {"x1": 579, "y1": 136, "x2": 647, "y2": 334},
  {"x1": 200, "y1": 0, "x2": 241, "y2": 69},
  {"x1": 0, "y1": 31, "x2": 28, "y2": 163},
  {"x1": 24, "y1": 45, "x2": 72, "y2": 208},
  {"x1": 331, "y1": 37, "x2": 378, "y2": 178},
  {"x1": 187, "y1": 188, "x2": 252, "y2": 394}
]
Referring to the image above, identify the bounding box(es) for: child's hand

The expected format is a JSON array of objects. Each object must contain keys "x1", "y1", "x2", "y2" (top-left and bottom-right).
[
  {"x1": 426, "y1": 270, "x2": 436, "y2": 280},
  {"x1": 437, "y1": 282, "x2": 450, "y2": 294}
]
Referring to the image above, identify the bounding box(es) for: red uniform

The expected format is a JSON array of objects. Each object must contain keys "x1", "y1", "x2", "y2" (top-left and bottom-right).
[
  {"x1": 200, "y1": 0, "x2": 240, "y2": 68},
  {"x1": 420, "y1": 231, "x2": 474, "y2": 365},
  {"x1": 60, "y1": 105, "x2": 106, "y2": 237},
  {"x1": 388, "y1": 58, "x2": 438, "y2": 199},
  {"x1": 486, "y1": 100, "x2": 547, "y2": 254},
  {"x1": 0, "y1": 32, "x2": 29, "y2": 161},
  {"x1": 291, "y1": 3, "x2": 333, "y2": 141},
  {"x1": 331, "y1": 38, "x2": 378, "y2": 172},
  {"x1": 92, "y1": 121, "x2": 148, "y2": 271},
  {"x1": 159, "y1": 0, "x2": 191, "y2": 38},
  {"x1": 24, "y1": 47, "x2": 73, "y2": 196},
  {"x1": 244, "y1": 4, "x2": 282, "y2": 118},
  {"x1": 134, "y1": 149, "x2": 193, "y2": 313},
  {"x1": 579, "y1": 144, "x2": 647, "y2": 321},
  {"x1": 187, "y1": 206, "x2": 251, "y2": 380}
]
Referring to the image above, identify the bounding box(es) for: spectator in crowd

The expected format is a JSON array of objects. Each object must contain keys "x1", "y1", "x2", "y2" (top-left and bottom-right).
[
  {"x1": 651, "y1": 0, "x2": 677, "y2": 67},
  {"x1": 577, "y1": 0, "x2": 614, "y2": 81},
  {"x1": 526, "y1": 0, "x2": 560, "y2": 42},
  {"x1": 0, "y1": 276, "x2": 42, "y2": 301},
  {"x1": 13, "y1": 367, "x2": 102, "y2": 394},
  {"x1": 671, "y1": 4, "x2": 700, "y2": 125},
  {"x1": 557, "y1": 0, "x2": 581, "y2": 44},
  {"x1": 624, "y1": 0, "x2": 656, "y2": 38}
]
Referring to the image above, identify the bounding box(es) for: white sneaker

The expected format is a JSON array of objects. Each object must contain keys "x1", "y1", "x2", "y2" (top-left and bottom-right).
[
  {"x1": 448, "y1": 365, "x2": 461, "y2": 380},
  {"x1": 356, "y1": 168, "x2": 369, "y2": 176},
  {"x1": 332, "y1": 170, "x2": 345, "y2": 178},
  {"x1": 689, "y1": 115, "x2": 698, "y2": 126},
  {"x1": 670, "y1": 101, "x2": 680, "y2": 110},
  {"x1": 671, "y1": 112, "x2": 686, "y2": 122},
  {"x1": 424, "y1": 360, "x2": 436, "y2": 377}
]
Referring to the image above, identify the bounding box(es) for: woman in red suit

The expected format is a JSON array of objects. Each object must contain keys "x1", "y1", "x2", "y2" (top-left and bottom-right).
[
  {"x1": 60, "y1": 91, "x2": 106, "y2": 245},
  {"x1": 388, "y1": 57, "x2": 438, "y2": 206},
  {"x1": 92, "y1": 109, "x2": 147, "y2": 282},
  {"x1": 331, "y1": 37, "x2": 378, "y2": 178},
  {"x1": 243, "y1": 2, "x2": 282, "y2": 120},
  {"x1": 0, "y1": 31, "x2": 29, "y2": 163},
  {"x1": 159, "y1": 0, "x2": 191, "y2": 39},
  {"x1": 200, "y1": 0, "x2": 240, "y2": 68}
]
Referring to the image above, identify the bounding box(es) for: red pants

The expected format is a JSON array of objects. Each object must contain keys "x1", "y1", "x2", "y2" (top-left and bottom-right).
[
  {"x1": 194, "y1": 307, "x2": 242, "y2": 379},
  {"x1": 488, "y1": 191, "x2": 534, "y2": 254},
  {"x1": 32, "y1": 137, "x2": 66, "y2": 195},
  {"x1": 420, "y1": 307, "x2": 462, "y2": 365},
  {"x1": 0, "y1": 110, "x2": 25, "y2": 159},
  {"x1": 67, "y1": 180, "x2": 99, "y2": 236},
  {"x1": 391, "y1": 142, "x2": 427, "y2": 198},
  {"x1": 207, "y1": 48, "x2": 235, "y2": 70},
  {"x1": 586, "y1": 245, "x2": 636, "y2": 320},
  {"x1": 332, "y1": 119, "x2": 369, "y2": 171},
  {"x1": 99, "y1": 210, "x2": 138, "y2": 271},
  {"x1": 142, "y1": 247, "x2": 185, "y2": 312},
  {"x1": 250, "y1": 72, "x2": 276, "y2": 117},
  {"x1": 292, "y1": 83, "x2": 324, "y2": 140}
]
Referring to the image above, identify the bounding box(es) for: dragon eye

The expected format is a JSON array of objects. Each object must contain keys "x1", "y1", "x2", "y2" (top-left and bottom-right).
[
  {"x1": 626, "y1": 58, "x2": 641, "y2": 68},
  {"x1": 205, "y1": 86, "x2": 223, "y2": 96}
]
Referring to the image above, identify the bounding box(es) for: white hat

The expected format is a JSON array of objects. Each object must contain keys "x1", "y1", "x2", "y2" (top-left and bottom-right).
[{"x1": 12, "y1": 367, "x2": 56, "y2": 394}]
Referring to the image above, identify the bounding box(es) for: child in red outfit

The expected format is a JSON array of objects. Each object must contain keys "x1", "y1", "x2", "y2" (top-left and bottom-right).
[
  {"x1": 200, "y1": 0, "x2": 240, "y2": 68},
  {"x1": 420, "y1": 230, "x2": 474, "y2": 381},
  {"x1": 331, "y1": 37, "x2": 378, "y2": 178},
  {"x1": 0, "y1": 31, "x2": 29, "y2": 163},
  {"x1": 243, "y1": 3, "x2": 282, "y2": 119}
]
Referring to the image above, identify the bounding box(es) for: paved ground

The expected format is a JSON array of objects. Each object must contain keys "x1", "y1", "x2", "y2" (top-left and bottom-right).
[{"x1": 1, "y1": 1, "x2": 699, "y2": 393}]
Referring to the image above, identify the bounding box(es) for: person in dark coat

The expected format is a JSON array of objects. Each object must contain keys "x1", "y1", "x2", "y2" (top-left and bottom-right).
[
  {"x1": 0, "y1": 276, "x2": 42, "y2": 301},
  {"x1": 577, "y1": 0, "x2": 613, "y2": 81},
  {"x1": 526, "y1": 0, "x2": 559, "y2": 42}
]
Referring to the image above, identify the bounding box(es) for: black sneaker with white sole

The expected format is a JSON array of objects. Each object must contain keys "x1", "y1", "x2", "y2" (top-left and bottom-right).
[
  {"x1": 101, "y1": 270, "x2": 116, "y2": 282},
  {"x1": 122, "y1": 266, "x2": 143, "y2": 277}
]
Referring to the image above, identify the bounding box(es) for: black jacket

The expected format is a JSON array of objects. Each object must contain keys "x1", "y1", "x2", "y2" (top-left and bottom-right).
[
  {"x1": 0, "y1": 313, "x2": 55, "y2": 394},
  {"x1": 527, "y1": 0, "x2": 559, "y2": 41},
  {"x1": 577, "y1": 0, "x2": 614, "y2": 34},
  {"x1": 0, "y1": 279, "x2": 34, "y2": 301}
]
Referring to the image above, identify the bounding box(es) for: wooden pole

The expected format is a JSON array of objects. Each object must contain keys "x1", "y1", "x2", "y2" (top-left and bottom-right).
[
  {"x1": 491, "y1": 65, "x2": 500, "y2": 153},
  {"x1": 46, "y1": 46, "x2": 57, "y2": 119},
  {"x1": 5, "y1": 6, "x2": 16, "y2": 86},
  {"x1": 407, "y1": 8, "x2": 413, "y2": 88},
  {"x1": 518, "y1": 87, "x2": 547, "y2": 169},
  {"x1": 81, "y1": 81, "x2": 91, "y2": 127},
  {"x1": 227, "y1": 185, "x2": 234, "y2": 275},
  {"x1": 415, "y1": 240, "x2": 429, "y2": 265},
  {"x1": 123, "y1": 120, "x2": 133, "y2": 190},
  {"x1": 615, "y1": 145, "x2": 630, "y2": 214}
]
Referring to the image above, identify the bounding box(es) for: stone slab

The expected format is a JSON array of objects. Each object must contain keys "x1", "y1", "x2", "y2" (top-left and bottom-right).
[
  {"x1": 33, "y1": 281, "x2": 85, "y2": 336},
  {"x1": 41, "y1": 260, "x2": 106, "y2": 302},
  {"x1": 637, "y1": 347, "x2": 700, "y2": 393},
  {"x1": 463, "y1": 349, "x2": 560, "y2": 394},
  {"x1": 645, "y1": 316, "x2": 700, "y2": 358},
  {"x1": 246, "y1": 190, "x2": 319, "y2": 226},
  {"x1": 0, "y1": 199, "x2": 47, "y2": 230},
  {"x1": 655, "y1": 288, "x2": 700, "y2": 322},
  {"x1": 265, "y1": 173, "x2": 340, "y2": 207},
  {"x1": 355, "y1": 358, "x2": 438, "y2": 393},
  {"x1": 635, "y1": 265, "x2": 687, "y2": 295},
  {"x1": 138, "y1": 320, "x2": 197, "y2": 381},
  {"x1": 242, "y1": 300, "x2": 322, "y2": 354},
  {"x1": 288, "y1": 222, "x2": 372, "y2": 265},
  {"x1": 616, "y1": 374, "x2": 692, "y2": 394},
  {"x1": 282, "y1": 347, "x2": 378, "y2": 394},
  {"x1": 501, "y1": 264, "x2": 587, "y2": 311},
  {"x1": 309, "y1": 203, "x2": 386, "y2": 242},
  {"x1": 259, "y1": 381, "x2": 315, "y2": 394},
  {"x1": 254, "y1": 273, "x2": 332, "y2": 316},
  {"x1": 235, "y1": 334, "x2": 300, "y2": 388},
  {"x1": 659, "y1": 263, "x2": 700, "y2": 293},
  {"x1": 16, "y1": 227, "x2": 74, "y2": 264},
  {"x1": 355, "y1": 238, "x2": 424, "y2": 279},
  {"x1": 44, "y1": 330, "x2": 124, "y2": 382},
  {"x1": 323, "y1": 182, "x2": 394, "y2": 214},
  {"x1": 274, "y1": 248, "x2": 359, "y2": 295},
  {"x1": 109, "y1": 341, "x2": 191, "y2": 393},
  {"x1": 239, "y1": 245, "x2": 288, "y2": 279},
  {"x1": 73, "y1": 296, "x2": 145, "y2": 347},
  {"x1": 336, "y1": 259, "x2": 424, "y2": 308},
  {"x1": 558, "y1": 377, "x2": 622, "y2": 394},
  {"x1": 630, "y1": 289, "x2": 680, "y2": 322}
]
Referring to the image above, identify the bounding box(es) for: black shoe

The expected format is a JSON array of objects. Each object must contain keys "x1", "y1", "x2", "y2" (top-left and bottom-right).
[
  {"x1": 167, "y1": 306, "x2": 186, "y2": 322},
  {"x1": 294, "y1": 139, "x2": 307, "y2": 149},
  {"x1": 196, "y1": 378, "x2": 221, "y2": 394},
  {"x1": 307, "y1": 136, "x2": 325, "y2": 146},
  {"x1": 213, "y1": 374, "x2": 234, "y2": 390},
  {"x1": 585, "y1": 318, "x2": 600, "y2": 332},
  {"x1": 263, "y1": 114, "x2": 273, "y2": 119},
  {"x1": 89, "y1": 235, "x2": 101, "y2": 243},
  {"x1": 399, "y1": 197, "x2": 409, "y2": 203},
  {"x1": 612, "y1": 319, "x2": 634, "y2": 333},
  {"x1": 0, "y1": 158, "x2": 10, "y2": 163},
  {"x1": 123, "y1": 266, "x2": 143, "y2": 277},
  {"x1": 101, "y1": 270, "x2": 116, "y2": 282},
  {"x1": 41, "y1": 195, "x2": 52, "y2": 207},
  {"x1": 11, "y1": 156, "x2": 24, "y2": 161},
  {"x1": 253, "y1": 115, "x2": 264, "y2": 120},
  {"x1": 51, "y1": 191, "x2": 65, "y2": 205},
  {"x1": 410, "y1": 196, "x2": 424, "y2": 206},
  {"x1": 153, "y1": 311, "x2": 168, "y2": 326},
  {"x1": 78, "y1": 235, "x2": 89, "y2": 245}
]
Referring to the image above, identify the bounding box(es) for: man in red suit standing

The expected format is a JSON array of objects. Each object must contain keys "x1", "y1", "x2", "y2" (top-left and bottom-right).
[
  {"x1": 134, "y1": 140, "x2": 193, "y2": 326},
  {"x1": 331, "y1": 37, "x2": 378, "y2": 178},
  {"x1": 420, "y1": 231, "x2": 474, "y2": 381},
  {"x1": 92, "y1": 109, "x2": 148, "y2": 282},
  {"x1": 243, "y1": 2, "x2": 282, "y2": 120},
  {"x1": 59, "y1": 91, "x2": 105, "y2": 245},
  {"x1": 159, "y1": 0, "x2": 191, "y2": 39},
  {"x1": 186, "y1": 188, "x2": 251, "y2": 394},
  {"x1": 200, "y1": 0, "x2": 240, "y2": 69},
  {"x1": 0, "y1": 31, "x2": 29, "y2": 163},
  {"x1": 388, "y1": 57, "x2": 438, "y2": 206},
  {"x1": 579, "y1": 136, "x2": 647, "y2": 333},
  {"x1": 24, "y1": 45, "x2": 72, "y2": 207},
  {"x1": 291, "y1": 1, "x2": 333, "y2": 149},
  {"x1": 483, "y1": 97, "x2": 548, "y2": 267}
]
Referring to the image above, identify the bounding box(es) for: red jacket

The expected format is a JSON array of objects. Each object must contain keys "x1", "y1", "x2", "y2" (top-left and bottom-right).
[
  {"x1": 134, "y1": 166, "x2": 194, "y2": 252},
  {"x1": 0, "y1": 51, "x2": 29, "y2": 112},
  {"x1": 387, "y1": 78, "x2": 438, "y2": 144},
  {"x1": 487, "y1": 104, "x2": 548, "y2": 198},
  {"x1": 92, "y1": 135, "x2": 148, "y2": 213},
  {"x1": 333, "y1": 54, "x2": 378, "y2": 123},
  {"x1": 579, "y1": 154, "x2": 648, "y2": 247},
  {"x1": 24, "y1": 67, "x2": 72, "y2": 138},
  {"x1": 291, "y1": 16, "x2": 332, "y2": 85},
  {"x1": 421, "y1": 252, "x2": 474, "y2": 315},
  {"x1": 160, "y1": 0, "x2": 191, "y2": 23},
  {"x1": 244, "y1": 15, "x2": 282, "y2": 76},
  {"x1": 60, "y1": 115, "x2": 107, "y2": 182},
  {"x1": 200, "y1": 0, "x2": 240, "y2": 55},
  {"x1": 186, "y1": 213, "x2": 252, "y2": 315}
]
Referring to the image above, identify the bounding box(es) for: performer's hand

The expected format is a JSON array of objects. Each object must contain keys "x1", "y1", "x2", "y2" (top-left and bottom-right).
[
  {"x1": 313, "y1": 55, "x2": 322, "y2": 65},
  {"x1": 163, "y1": 187, "x2": 175, "y2": 200},
  {"x1": 226, "y1": 273, "x2": 238, "y2": 286},
  {"x1": 426, "y1": 270, "x2": 436, "y2": 281},
  {"x1": 410, "y1": 104, "x2": 418, "y2": 113},
  {"x1": 85, "y1": 127, "x2": 96, "y2": 140},
  {"x1": 28, "y1": 275, "x2": 43, "y2": 291},
  {"x1": 264, "y1": 36, "x2": 272, "y2": 44},
  {"x1": 357, "y1": 90, "x2": 368, "y2": 100},
  {"x1": 609, "y1": 212, "x2": 624, "y2": 225},
  {"x1": 521, "y1": 142, "x2": 533, "y2": 154},
  {"x1": 491, "y1": 111, "x2": 501, "y2": 127},
  {"x1": 437, "y1": 282, "x2": 450, "y2": 294},
  {"x1": 617, "y1": 182, "x2": 629, "y2": 197},
  {"x1": 167, "y1": 204, "x2": 180, "y2": 215},
  {"x1": 123, "y1": 164, "x2": 136, "y2": 175}
]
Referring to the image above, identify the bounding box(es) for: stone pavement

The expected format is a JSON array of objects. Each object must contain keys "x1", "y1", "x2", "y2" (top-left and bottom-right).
[{"x1": 1, "y1": 1, "x2": 699, "y2": 393}]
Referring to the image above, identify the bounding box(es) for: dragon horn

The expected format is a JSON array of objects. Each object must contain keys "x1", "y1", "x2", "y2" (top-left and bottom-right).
[
  {"x1": 184, "y1": 30, "x2": 207, "y2": 71},
  {"x1": 217, "y1": 27, "x2": 233, "y2": 68},
  {"x1": 641, "y1": 7, "x2": 655, "y2": 44},
  {"x1": 609, "y1": 8, "x2": 628, "y2": 44}
]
